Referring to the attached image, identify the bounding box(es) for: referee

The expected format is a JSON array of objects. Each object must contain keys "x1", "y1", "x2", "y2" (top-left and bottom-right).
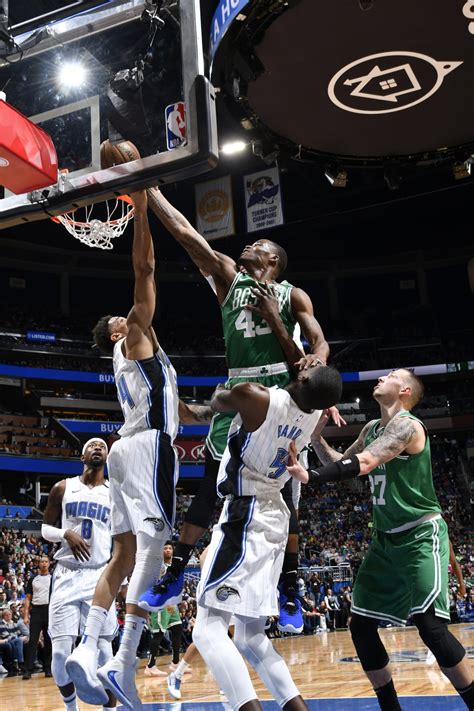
[{"x1": 22, "y1": 554, "x2": 52, "y2": 679}]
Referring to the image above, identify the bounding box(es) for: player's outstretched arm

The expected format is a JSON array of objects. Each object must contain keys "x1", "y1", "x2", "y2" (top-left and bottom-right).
[
  {"x1": 147, "y1": 187, "x2": 236, "y2": 300},
  {"x1": 125, "y1": 191, "x2": 157, "y2": 358},
  {"x1": 42, "y1": 481, "x2": 91, "y2": 561},
  {"x1": 178, "y1": 400, "x2": 214, "y2": 424}
]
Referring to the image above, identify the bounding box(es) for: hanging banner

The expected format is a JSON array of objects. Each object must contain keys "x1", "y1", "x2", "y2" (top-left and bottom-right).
[
  {"x1": 195, "y1": 175, "x2": 235, "y2": 241},
  {"x1": 244, "y1": 166, "x2": 284, "y2": 233},
  {"x1": 209, "y1": 0, "x2": 251, "y2": 62}
]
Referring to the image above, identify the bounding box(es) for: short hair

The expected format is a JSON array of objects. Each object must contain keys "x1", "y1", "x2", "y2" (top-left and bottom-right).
[
  {"x1": 400, "y1": 369, "x2": 424, "y2": 408},
  {"x1": 164, "y1": 540, "x2": 174, "y2": 548},
  {"x1": 304, "y1": 366, "x2": 343, "y2": 411},
  {"x1": 267, "y1": 240, "x2": 288, "y2": 276},
  {"x1": 92, "y1": 315, "x2": 114, "y2": 354}
]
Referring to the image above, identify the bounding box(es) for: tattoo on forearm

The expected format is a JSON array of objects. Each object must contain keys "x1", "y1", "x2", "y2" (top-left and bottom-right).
[
  {"x1": 312, "y1": 437, "x2": 343, "y2": 464},
  {"x1": 365, "y1": 417, "x2": 416, "y2": 460},
  {"x1": 188, "y1": 405, "x2": 214, "y2": 424}
]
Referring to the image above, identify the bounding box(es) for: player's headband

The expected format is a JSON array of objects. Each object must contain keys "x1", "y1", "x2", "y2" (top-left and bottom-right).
[{"x1": 82, "y1": 438, "x2": 109, "y2": 455}]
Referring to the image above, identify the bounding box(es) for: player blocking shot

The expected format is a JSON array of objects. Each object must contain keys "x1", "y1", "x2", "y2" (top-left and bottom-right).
[
  {"x1": 42, "y1": 438, "x2": 117, "y2": 711},
  {"x1": 140, "y1": 185, "x2": 344, "y2": 632},
  {"x1": 192, "y1": 366, "x2": 343, "y2": 711}
]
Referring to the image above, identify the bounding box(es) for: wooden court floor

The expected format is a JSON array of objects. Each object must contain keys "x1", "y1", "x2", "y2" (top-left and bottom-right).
[{"x1": 1, "y1": 623, "x2": 472, "y2": 710}]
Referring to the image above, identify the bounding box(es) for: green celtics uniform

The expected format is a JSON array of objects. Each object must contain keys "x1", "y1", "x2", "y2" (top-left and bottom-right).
[
  {"x1": 352, "y1": 411, "x2": 449, "y2": 625},
  {"x1": 150, "y1": 606, "x2": 181, "y2": 633},
  {"x1": 206, "y1": 271, "x2": 298, "y2": 460}
]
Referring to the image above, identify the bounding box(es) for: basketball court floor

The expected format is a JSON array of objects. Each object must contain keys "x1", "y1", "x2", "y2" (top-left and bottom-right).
[{"x1": 2, "y1": 623, "x2": 472, "y2": 709}]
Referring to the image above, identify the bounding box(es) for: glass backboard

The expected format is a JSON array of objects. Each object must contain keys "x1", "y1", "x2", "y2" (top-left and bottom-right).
[{"x1": 0, "y1": 0, "x2": 218, "y2": 229}]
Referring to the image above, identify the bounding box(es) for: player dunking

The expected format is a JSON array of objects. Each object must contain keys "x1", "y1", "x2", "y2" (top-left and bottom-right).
[
  {"x1": 42, "y1": 438, "x2": 117, "y2": 711},
  {"x1": 193, "y1": 366, "x2": 343, "y2": 711},
  {"x1": 65, "y1": 192, "x2": 212, "y2": 711},
  {"x1": 288, "y1": 369, "x2": 474, "y2": 711},
  {"x1": 141, "y1": 187, "x2": 343, "y2": 625}
]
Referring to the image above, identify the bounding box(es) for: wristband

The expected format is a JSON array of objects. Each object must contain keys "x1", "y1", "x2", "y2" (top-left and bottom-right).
[
  {"x1": 309, "y1": 455, "x2": 360, "y2": 483},
  {"x1": 41, "y1": 524, "x2": 68, "y2": 543}
]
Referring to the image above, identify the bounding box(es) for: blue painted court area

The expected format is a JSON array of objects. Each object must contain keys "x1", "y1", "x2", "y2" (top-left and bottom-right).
[{"x1": 120, "y1": 696, "x2": 465, "y2": 710}]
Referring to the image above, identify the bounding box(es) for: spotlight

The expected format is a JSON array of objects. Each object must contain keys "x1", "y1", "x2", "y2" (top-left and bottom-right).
[
  {"x1": 58, "y1": 62, "x2": 87, "y2": 88},
  {"x1": 324, "y1": 164, "x2": 348, "y2": 188},
  {"x1": 221, "y1": 141, "x2": 247, "y2": 155},
  {"x1": 384, "y1": 165, "x2": 403, "y2": 191},
  {"x1": 452, "y1": 160, "x2": 472, "y2": 180}
]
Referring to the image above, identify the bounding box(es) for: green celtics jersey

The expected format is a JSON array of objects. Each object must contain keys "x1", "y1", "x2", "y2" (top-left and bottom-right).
[
  {"x1": 364, "y1": 411, "x2": 441, "y2": 533},
  {"x1": 221, "y1": 271, "x2": 297, "y2": 370}
]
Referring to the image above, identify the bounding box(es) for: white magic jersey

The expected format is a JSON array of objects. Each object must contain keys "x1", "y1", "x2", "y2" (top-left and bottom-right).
[
  {"x1": 113, "y1": 338, "x2": 179, "y2": 439},
  {"x1": 54, "y1": 476, "x2": 112, "y2": 568},
  {"x1": 217, "y1": 386, "x2": 321, "y2": 498}
]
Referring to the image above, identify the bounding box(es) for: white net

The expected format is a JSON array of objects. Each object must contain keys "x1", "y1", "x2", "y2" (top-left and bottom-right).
[{"x1": 53, "y1": 197, "x2": 135, "y2": 250}]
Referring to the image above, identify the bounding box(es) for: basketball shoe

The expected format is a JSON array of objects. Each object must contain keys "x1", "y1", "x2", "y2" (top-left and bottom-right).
[
  {"x1": 97, "y1": 657, "x2": 143, "y2": 710},
  {"x1": 139, "y1": 571, "x2": 185, "y2": 611},
  {"x1": 65, "y1": 643, "x2": 109, "y2": 705},
  {"x1": 277, "y1": 586, "x2": 304, "y2": 634},
  {"x1": 167, "y1": 671, "x2": 182, "y2": 700}
]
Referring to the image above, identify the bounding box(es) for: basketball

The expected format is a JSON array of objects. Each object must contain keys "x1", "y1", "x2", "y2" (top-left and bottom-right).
[{"x1": 100, "y1": 139, "x2": 141, "y2": 169}]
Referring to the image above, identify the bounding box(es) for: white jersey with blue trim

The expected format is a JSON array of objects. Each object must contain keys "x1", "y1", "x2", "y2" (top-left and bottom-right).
[
  {"x1": 54, "y1": 476, "x2": 112, "y2": 568},
  {"x1": 217, "y1": 386, "x2": 321, "y2": 498},
  {"x1": 113, "y1": 338, "x2": 179, "y2": 439}
]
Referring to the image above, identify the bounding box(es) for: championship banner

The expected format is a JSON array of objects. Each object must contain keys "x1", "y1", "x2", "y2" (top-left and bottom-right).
[
  {"x1": 244, "y1": 166, "x2": 284, "y2": 233},
  {"x1": 195, "y1": 175, "x2": 235, "y2": 241}
]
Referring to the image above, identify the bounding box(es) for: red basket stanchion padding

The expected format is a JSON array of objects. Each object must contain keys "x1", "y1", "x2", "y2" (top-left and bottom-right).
[{"x1": 0, "y1": 96, "x2": 58, "y2": 194}]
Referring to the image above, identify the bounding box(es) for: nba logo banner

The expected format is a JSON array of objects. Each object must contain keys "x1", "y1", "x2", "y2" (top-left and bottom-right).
[
  {"x1": 244, "y1": 166, "x2": 284, "y2": 233},
  {"x1": 195, "y1": 175, "x2": 235, "y2": 241},
  {"x1": 165, "y1": 102, "x2": 186, "y2": 150}
]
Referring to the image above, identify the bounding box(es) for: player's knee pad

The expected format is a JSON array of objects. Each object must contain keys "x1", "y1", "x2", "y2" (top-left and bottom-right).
[
  {"x1": 51, "y1": 636, "x2": 75, "y2": 687},
  {"x1": 350, "y1": 614, "x2": 390, "y2": 672},
  {"x1": 97, "y1": 637, "x2": 113, "y2": 667},
  {"x1": 413, "y1": 607, "x2": 465, "y2": 668},
  {"x1": 126, "y1": 531, "x2": 163, "y2": 606}
]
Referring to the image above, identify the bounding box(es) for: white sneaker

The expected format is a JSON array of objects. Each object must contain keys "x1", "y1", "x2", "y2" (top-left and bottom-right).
[
  {"x1": 167, "y1": 671, "x2": 182, "y2": 700},
  {"x1": 0, "y1": 664, "x2": 8, "y2": 674},
  {"x1": 65, "y1": 642, "x2": 108, "y2": 705},
  {"x1": 97, "y1": 657, "x2": 143, "y2": 710}
]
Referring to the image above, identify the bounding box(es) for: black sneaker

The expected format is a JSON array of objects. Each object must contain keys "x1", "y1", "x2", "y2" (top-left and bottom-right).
[{"x1": 22, "y1": 671, "x2": 32, "y2": 680}]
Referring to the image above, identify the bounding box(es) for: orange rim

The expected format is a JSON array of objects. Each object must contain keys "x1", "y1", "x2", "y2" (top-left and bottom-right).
[{"x1": 51, "y1": 195, "x2": 134, "y2": 226}]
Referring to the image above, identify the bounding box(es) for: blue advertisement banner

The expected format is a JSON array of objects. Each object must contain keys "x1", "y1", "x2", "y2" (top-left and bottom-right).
[
  {"x1": 59, "y1": 420, "x2": 209, "y2": 436},
  {"x1": 209, "y1": 0, "x2": 250, "y2": 61},
  {"x1": 26, "y1": 331, "x2": 56, "y2": 343}
]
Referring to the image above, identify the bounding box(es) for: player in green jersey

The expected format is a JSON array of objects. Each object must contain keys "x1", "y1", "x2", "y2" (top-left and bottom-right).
[
  {"x1": 140, "y1": 187, "x2": 343, "y2": 625},
  {"x1": 287, "y1": 368, "x2": 474, "y2": 711}
]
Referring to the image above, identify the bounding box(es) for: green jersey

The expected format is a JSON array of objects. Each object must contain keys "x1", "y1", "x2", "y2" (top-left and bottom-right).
[
  {"x1": 221, "y1": 271, "x2": 297, "y2": 370},
  {"x1": 364, "y1": 411, "x2": 441, "y2": 533}
]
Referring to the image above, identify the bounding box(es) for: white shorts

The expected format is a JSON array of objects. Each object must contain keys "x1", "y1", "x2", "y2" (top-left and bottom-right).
[
  {"x1": 49, "y1": 563, "x2": 118, "y2": 640},
  {"x1": 107, "y1": 429, "x2": 178, "y2": 538},
  {"x1": 198, "y1": 493, "x2": 289, "y2": 619}
]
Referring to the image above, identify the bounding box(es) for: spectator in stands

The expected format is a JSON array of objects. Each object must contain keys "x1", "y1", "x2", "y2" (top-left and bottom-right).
[{"x1": 0, "y1": 607, "x2": 25, "y2": 675}]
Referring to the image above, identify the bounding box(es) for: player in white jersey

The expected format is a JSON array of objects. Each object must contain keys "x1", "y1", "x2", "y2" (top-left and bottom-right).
[
  {"x1": 193, "y1": 365, "x2": 343, "y2": 711},
  {"x1": 42, "y1": 438, "x2": 117, "y2": 711},
  {"x1": 65, "y1": 191, "x2": 212, "y2": 711}
]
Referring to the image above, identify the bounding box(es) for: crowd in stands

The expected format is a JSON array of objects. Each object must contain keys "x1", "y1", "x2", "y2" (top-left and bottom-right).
[{"x1": 0, "y1": 412, "x2": 78, "y2": 458}]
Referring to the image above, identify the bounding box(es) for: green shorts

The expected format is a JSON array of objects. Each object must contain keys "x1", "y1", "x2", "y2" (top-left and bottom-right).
[
  {"x1": 150, "y1": 606, "x2": 181, "y2": 633},
  {"x1": 206, "y1": 372, "x2": 292, "y2": 460},
  {"x1": 352, "y1": 516, "x2": 449, "y2": 626}
]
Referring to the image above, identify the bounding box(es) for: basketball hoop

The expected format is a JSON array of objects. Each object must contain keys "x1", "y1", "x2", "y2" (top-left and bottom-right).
[{"x1": 51, "y1": 195, "x2": 135, "y2": 250}]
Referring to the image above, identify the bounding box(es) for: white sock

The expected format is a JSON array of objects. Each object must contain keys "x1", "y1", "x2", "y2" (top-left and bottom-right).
[
  {"x1": 115, "y1": 614, "x2": 146, "y2": 666},
  {"x1": 174, "y1": 659, "x2": 190, "y2": 680},
  {"x1": 81, "y1": 606, "x2": 109, "y2": 648},
  {"x1": 63, "y1": 691, "x2": 78, "y2": 711}
]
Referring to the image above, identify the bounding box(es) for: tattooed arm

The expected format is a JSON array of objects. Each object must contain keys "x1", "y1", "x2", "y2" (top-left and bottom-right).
[
  {"x1": 178, "y1": 400, "x2": 214, "y2": 425},
  {"x1": 356, "y1": 415, "x2": 425, "y2": 475},
  {"x1": 311, "y1": 419, "x2": 374, "y2": 465}
]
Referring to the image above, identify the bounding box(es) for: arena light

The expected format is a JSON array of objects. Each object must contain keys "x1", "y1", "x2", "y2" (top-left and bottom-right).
[
  {"x1": 221, "y1": 140, "x2": 247, "y2": 155},
  {"x1": 58, "y1": 62, "x2": 87, "y2": 88},
  {"x1": 324, "y1": 164, "x2": 348, "y2": 188}
]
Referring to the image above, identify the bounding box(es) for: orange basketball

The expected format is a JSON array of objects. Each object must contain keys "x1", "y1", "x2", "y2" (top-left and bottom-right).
[{"x1": 100, "y1": 139, "x2": 141, "y2": 168}]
